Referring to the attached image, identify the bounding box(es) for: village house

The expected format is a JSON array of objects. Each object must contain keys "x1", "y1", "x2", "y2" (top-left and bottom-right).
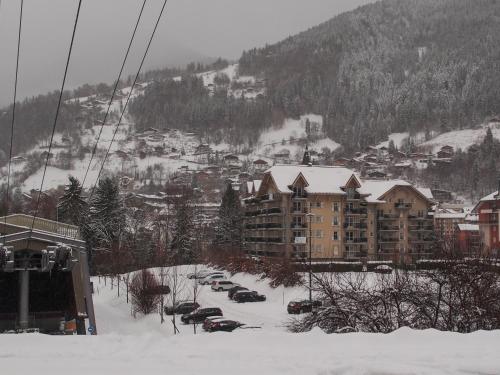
[{"x1": 472, "y1": 184, "x2": 500, "y2": 256}]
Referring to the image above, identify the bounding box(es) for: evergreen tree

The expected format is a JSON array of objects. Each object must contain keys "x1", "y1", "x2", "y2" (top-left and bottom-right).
[
  {"x1": 86, "y1": 177, "x2": 125, "y2": 248},
  {"x1": 58, "y1": 176, "x2": 87, "y2": 226},
  {"x1": 215, "y1": 183, "x2": 243, "y2": 246},
  {"x1": 170, "y1": 194, "x2": 196, "y2": 264}
]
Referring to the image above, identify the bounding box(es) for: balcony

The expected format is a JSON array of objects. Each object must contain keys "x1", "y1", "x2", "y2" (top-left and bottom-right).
[
  {"x1": 345, "y1": 238, "x2": 368, "y2": 244},
  {"x1": 409, "y1": 225, "x2": 434, "y2": 231},
  {"x1": 291, "y1": 223, "x2": 308, "y2": 229},
  {"x1": 378, "y1": 237, "x2": 399, "y2": 243},
  {"x1": 395, "y1": 202, "x2": 412, "y2": 209},
  {"x1": 291, "y1": 208, "x2": 307, "y2": 215},
  {"x1": 345, "y1": 207, "x2": 368, "y2": 215},
  {"x1": 377, "y1": 214, "x2": 399, "y2": 220},
  {"x1": 292, "y1": 236, "x2": 307, "y2": 245},
  {"x1": 378, "y1": 225, "x2": 399, "y2": 231},
  {"x1": 408, "y1": 215, "x2": 433, "y2": 221},
  {"x1": 291, "y1": 192, "x2": 308, "y2": 200},
  {"x1": 244, "y1": 237, "x2": 284, "y2": 244}
]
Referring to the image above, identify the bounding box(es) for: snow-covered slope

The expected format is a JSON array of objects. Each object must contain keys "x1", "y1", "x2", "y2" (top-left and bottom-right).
[
  {"x1": 251, "y1": 114, "x2": 340, "y2": 161},
  {"x1": 419, "y1": 123, "x2": 500, "y2": 153}
]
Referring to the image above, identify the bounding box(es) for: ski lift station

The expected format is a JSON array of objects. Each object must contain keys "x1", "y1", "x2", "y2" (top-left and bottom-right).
[{"x1": 0, "y1": 214, "x2": 96, "y2": 335}]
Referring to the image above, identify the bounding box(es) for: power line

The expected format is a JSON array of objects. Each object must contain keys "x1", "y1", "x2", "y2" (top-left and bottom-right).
[
  {"x1": 80, "y1": 0, "x2": 147, "y2": 188},
  {"x1": 29, "y1": 0, "x2": 83, "y2": 234},
  {"x1": 88, "y1": 0, "x2": 168, "y2": 202},
  {"x1": 3, "y1": 0, "x2": 23, "y2": 233}
]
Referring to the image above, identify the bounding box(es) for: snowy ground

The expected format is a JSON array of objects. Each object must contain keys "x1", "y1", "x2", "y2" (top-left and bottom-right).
[{"x1": 3, "y1": 266, "x2": 500, "y2": 374}]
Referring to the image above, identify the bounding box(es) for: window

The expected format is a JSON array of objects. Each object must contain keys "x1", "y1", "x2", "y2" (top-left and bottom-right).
[
  {"x1": 315, "y1": 201, "x2": 323, "y2": 209},
  {"x1": 332, "y1": 216, "x2": 339, "y2": 226},
  {"x1": 293, "y1": 202, "x2": 302, "y2": 212},
  {"x1": 399, "y1": 221, "x2": 404, "y2": 229},
  {"x1": 333, "y1": 202, "x2": 339, "y2": 212},
  {"x1": 315, "y1": 230, "x2": 323, "y2": 238},
  {"x1": 370, "y1": 232, "x2": 373, "y2": 237},
  {"x1": 333, "y1": 232, "x2": 338, "y2": 241},
  {"x1": 315, "y1": 215, "x2": 324, "y2": 223},
  {"x1": 399, "y1": 232, "x2": 404, "y2": 240},
  {"x1": 346, "y1": 232, "x2": 354, "y2": 241}
]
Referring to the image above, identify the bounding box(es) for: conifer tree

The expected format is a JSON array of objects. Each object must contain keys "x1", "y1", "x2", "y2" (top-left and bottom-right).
[
  {"x1": 215, "y1": 183, "x2": 243, "y2": 246},
  {"x1": 170, "y1": 194, "x2": 196, "y2": 264},
  {"x1": 59, "y1": 176, "x2": 87, "y2": 226}
]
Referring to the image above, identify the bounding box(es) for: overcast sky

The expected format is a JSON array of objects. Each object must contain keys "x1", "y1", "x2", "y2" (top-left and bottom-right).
[{"x1": 0, "y1": 0, "x2": 373, "y2": 106}]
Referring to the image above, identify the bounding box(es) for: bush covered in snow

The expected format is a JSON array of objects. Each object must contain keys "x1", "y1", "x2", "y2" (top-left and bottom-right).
[{"x1": 289, "y1": 259, "x2": 500, "y2": 334}]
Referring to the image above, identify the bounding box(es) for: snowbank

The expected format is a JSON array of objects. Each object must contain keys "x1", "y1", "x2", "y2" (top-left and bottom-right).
[{"x1": 2, "y1": 327, "x2": 499, "y2": 374}]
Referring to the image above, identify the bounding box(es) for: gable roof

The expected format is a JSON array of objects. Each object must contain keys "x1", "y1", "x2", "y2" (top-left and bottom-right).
[{"x1": 265, "y1": 165, "x2": 355, "y2": 194}]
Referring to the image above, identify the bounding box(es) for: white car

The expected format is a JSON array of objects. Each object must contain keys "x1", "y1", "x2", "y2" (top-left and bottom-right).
[
  {"x1": 211, "y1": 280, "x2": 240, "y2": 292},
  {"x1": 199, "y1": 273, "x2": 226, "y2": 285}
]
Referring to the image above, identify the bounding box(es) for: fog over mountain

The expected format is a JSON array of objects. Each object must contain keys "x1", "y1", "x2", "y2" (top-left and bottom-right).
[{"x1": 0, "y1": 0, "x2": 373, "y2": 106}]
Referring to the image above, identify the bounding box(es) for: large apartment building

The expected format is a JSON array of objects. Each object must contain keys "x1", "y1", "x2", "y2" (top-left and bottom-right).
[
  {"x1": 472, "y1": 188, "x2": 500, "y2": 256},
  {"x1": 243, "y1": 165, "x2": 435, "y2": 263}
]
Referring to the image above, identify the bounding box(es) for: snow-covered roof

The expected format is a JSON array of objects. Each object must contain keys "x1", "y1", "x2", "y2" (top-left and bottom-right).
[
  {"x1": 480, "y1": 191, "x2": 499, "y2": 201},
  {"x1": 457, "y1": 223, "x2": 479, "y2": 232},
  {"x1": 264, "y1": 165, "x2": 432, "y2": 202},
  {"x1": 265, "y1": 165, "x2": 355, "y2": 194}
]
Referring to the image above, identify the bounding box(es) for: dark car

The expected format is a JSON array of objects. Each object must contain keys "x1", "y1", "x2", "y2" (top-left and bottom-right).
[
  {"x1": 203, "y1": 318, "x2": 244, "y2": 332},
  {"x1": 164, "y1": 302, "x2": 200, "y2": 315},
  {"x1": 233, "y1": 291, "x2": 266, "y2": 303},
  {"x1": 228, "y1": 286, "x2": 248, "y2": 300},
  {"x1": 181, "y1": 308, "x2": 223, "y2": 324},
  {"x1": 287, "y1": 300, "x2": 322, "y2": 314}
]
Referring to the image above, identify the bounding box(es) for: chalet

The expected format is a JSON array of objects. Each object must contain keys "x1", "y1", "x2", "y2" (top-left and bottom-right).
[
  {"x1": 195, "y1": 144, "x2": 212, "y2": 155},
  {"x1": 431, "y1": 189, "x2": 453, "y2": 203},
  {"x1": 437, "y1": 147, "x2": 454, "y2": 159},
  {"x1": 273, "y1": 150, "x2": 291, "y2": 164},
  {"x1": 367, "y1": 170, "x2": 387, "y2": 179},
  {"x1": 223, "y1": 154, "x2": 240, "y2": 166},
  {"x1": 333, "y1": 157, "x2": 351, "y2": 167},
  {"x1": 253, "y1": 159, "x2": 269, "y2": 171}
]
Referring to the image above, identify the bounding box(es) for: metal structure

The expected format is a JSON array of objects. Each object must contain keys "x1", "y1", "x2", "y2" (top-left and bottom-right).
[{"x1": 0, "y1": 214, "x2": 96, "y2": 334}]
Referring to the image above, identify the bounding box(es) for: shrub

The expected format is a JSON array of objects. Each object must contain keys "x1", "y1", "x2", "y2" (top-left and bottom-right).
[{"x1": 129, "y1": 269, "x2": 161, "y2": 315}]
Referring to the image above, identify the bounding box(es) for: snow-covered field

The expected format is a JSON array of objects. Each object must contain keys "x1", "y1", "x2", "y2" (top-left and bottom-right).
[
  {"x1": 419, "y1": 123, "x2": 500, "y2": 153},
  {"x1": 3, "y1": 266, "x2": 500, "y2": 375}
]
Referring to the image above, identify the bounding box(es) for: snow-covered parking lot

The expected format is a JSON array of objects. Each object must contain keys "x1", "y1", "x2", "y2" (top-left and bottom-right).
[{"x1": 2, "y1": 266, "x2": 500, "y2": 375}]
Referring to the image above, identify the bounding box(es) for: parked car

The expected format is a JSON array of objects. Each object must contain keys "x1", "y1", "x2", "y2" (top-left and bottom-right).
[
  {"x1": 181, "y1": 308, "x2": 223, "y2": 324},
  {"x1": 202, "y1": 316, "x2": 226, "y2": 331},
  {"x1": 228, "y1": 286, "x2": 248, "y2": 300},
  {"x1": 287, "y1": 300, "x2": 322, "y2": 314},
  {"x1": 203, "y1": 318, "x2": 244, "y2": 332},
  {"x1": 233, "y1": 291, "x2": 266, "y2": 303},
  {"x1": 200, "y1": 274, "x2": 226, "y2": 285},
  {"x1": 374, "y1": 265, "x2": 393, "y2": 274},
  {"x1": 211, "y1": 280, "x2": 240, "y2": 292},
  {"x1": 187, "y1": 270, "x2": 222, "y2": 279},
  {"x1": 164, "y1": 301, "x2": 200, "y2": 315}
]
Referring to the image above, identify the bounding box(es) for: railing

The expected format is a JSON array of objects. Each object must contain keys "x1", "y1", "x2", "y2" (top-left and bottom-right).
[
  {"x1": 343, "y1": 222, "x2": 367, "y2": 229},
  {"x1": 245, "y1": 207, "x2": 282, "y2": 216},
  {"x1": 245, "y1": 223, "x2": 283, "y2": 230},
  {"x1": 244, "y1": 237, "x2": 284, "y2": 244},
  {"x1": 395, "y1": 202, "x2": 412, "y2": 209},
  {"x1": 408, "y1": 215, "x2": 433, "y2": 220},
  {"x1": 409, "y1": 226, "x2": 434, "y2": 231},
  {"x1": 345, "y1": 207, "x2": 368, "y2": 215},
  {"x1": 291, "y1": 223, "x2": 308, "y2": 229},
  {"x1": 0, "y1": 214, "x2": 80, "y2": 239},
  {"x1": 379, "y1": 237, "x2": 399, "y2": 243},
  {"x1": 345, "y1": 238, "x2": 368, "y2": 244},
  {"x1": 378, "y1": 225, "x2": 399, "y2": 231},
  {"x1": 377, "y1": 214, "x2": 400, "y2": 220}
]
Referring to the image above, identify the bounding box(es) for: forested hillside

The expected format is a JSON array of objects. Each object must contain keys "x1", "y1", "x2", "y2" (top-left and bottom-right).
[{"x1": 239, "y1": 0, "x2": 500, "y2": 152}]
